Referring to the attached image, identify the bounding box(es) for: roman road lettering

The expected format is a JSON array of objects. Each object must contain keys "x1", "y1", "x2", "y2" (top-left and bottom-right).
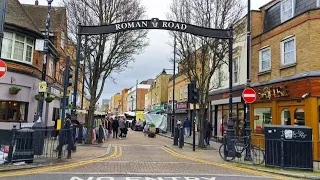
[
  {"x1": 115, "y1": 21, "x2": 148, "y2": 30},
  {"x1": 162, "y1": 22, "x2": 187, "y2": 30}
]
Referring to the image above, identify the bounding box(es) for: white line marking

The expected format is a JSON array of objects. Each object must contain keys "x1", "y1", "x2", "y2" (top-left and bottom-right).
[{"x1": 243, "y1": 94, "x2": 256, "y2": 98}]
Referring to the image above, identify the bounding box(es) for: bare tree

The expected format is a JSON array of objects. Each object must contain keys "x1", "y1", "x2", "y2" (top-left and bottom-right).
[
  {"x1": 167, "y1": 0, "x2": 244, "y2": 147},
  {"x1": 64, "y1": 0, "x2": 148, "y2": 143}
]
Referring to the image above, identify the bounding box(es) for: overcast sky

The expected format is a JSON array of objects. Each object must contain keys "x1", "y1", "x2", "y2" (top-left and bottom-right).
[{"x1": 20, "y1": 0, "x2": 271, "y2": 104}]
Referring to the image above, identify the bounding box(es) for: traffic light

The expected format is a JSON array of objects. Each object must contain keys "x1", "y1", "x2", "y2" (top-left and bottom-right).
[
  {"x1": 67, "y1": 68, "x2": 73, "y2": 87},
  {"x1": 188, "y1": 80, "x2": 199, "y2": 103}
]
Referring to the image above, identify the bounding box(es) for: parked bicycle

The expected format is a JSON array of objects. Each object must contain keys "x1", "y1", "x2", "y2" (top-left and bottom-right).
[{"x1": 219, "y1": 136, "x2": 265, "y2": 165}]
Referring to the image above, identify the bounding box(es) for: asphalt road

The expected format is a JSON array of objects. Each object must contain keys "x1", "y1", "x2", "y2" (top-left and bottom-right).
[
  {"x1": 1, "y1": 174, "x2": 275, "y2": 180},
  {"x1": 0, "y1": 130, "x2": 292, "y2": 180}
]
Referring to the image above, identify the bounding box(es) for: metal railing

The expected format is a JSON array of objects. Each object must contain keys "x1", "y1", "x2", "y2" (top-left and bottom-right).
[
  {"x1": 219, "y1": 135, "x2": 320, "y2": 171},
  {"x1": 0, "y1": 127, "x2": 75, "y2": 165}
]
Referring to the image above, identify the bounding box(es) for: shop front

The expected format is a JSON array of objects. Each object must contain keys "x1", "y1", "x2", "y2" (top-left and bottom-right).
[
  {"x1": 251, "y1": 77, "x2": 320, "y2": 160},
  {"x1": 209, "y1": 85, "x2": 246, "y2": 138}
]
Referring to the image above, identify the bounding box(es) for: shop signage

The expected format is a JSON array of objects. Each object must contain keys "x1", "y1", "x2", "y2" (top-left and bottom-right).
[
  {"x1": 177, "y1": 102, "x2": 187, "y2": 109},
  {"x1": 0, "y1": 59, "x2": 7, "y2": 78},
  {"x1": 38, "y1": 81, "x2": 47, "y2": 92},
  {"x1": 257, "y1": 86, "x2": 289, "y2": 100},
  {"x1": 50, "y1": 87, "x2": 61, "y2": 97}
]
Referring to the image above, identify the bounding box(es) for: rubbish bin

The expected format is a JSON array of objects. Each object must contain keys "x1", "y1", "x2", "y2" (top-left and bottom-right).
[
  {"x1": 12, "y1": 129, "x2": 34, "y2": 163},
  {"x1": 32, "y1": 122, "x2": 46, "y2": 156},
  {"x1": 264, "y1": 125, "x2": 313, "y2": 170}
]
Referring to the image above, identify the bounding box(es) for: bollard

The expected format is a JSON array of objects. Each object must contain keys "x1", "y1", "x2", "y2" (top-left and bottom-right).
[
  {"x1": 78, "y1": 124, "x2": 83, "y2": 144},
  {"x1": 67, "y1": 128, "x2": 72, "y2": 159},
  {"x1": 173, "y1": 127, "x2": 179, "y2": 145},
  {"x1": 280, "y1": 134, "x2": 284, "y2": 170},
  {"x1": 72, "y1": 126, "x2": 77, "y2": 151},
  {"x1": 98, "y1": 126, "x2": 104, "y2": 143},
  {"x1": 179, "y1": 127, "x2": 184, "y2": 148},
  {"x1": 223, "y1": 133, "x2": 227, "y2": 159}
]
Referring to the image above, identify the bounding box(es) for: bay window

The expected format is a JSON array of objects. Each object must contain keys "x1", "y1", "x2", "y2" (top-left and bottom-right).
[{"x1": 1, "y1": 31, "x2": 34, "y2": 63}]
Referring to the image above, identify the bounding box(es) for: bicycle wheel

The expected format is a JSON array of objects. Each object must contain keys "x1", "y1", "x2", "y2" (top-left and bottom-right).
[
  {"x1": 249, "y1": 145, "x2": 265, "y2": 165},
  {"x1": 219, "y1": 144, "x2": 236, "y2": 161}
]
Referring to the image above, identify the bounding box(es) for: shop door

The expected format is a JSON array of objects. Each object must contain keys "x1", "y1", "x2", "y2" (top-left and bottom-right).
[{"x1": 279, "y1": 106, "x2": 305, "y2": 126}]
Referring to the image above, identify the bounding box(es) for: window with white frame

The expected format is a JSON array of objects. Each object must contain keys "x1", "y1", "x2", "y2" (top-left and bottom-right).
[
  {"x1": 318, "y1": 0, "x2": 320, "y2": 7},
  {"x1": 233, "y1": 58, "x2": 239, "y2": 84},
  {"x1": 281, "y1": 0, "x2": 294, "y2": 22},
  {"x1": 1, "y1": 31, "x2": 34, "y2": 63},
  {"x1": 61, "y1": 32, "x2": 65, "y2": 49},
  {"x1": 48, "y1": 56, "x2": 55, "y2": 77},
  {"x1": 281, "y1": 36, "x2": 296, "y2": 65},
  {"x1": 184, "y1": 86, "x2": 188, "y2": 98},
  {"x1": 259, "y1": 47, "x2": 271, "y2": 72},
  {"x1": 179, "y1": 87, "x2": 183, "y2": 100}
]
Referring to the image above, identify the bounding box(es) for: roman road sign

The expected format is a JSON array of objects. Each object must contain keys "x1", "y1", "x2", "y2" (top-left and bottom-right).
[
  {"x1": 80, "y1": 18, "x2": 232, "y2": 39},
  {"x1": 242, "y1": 88, "x2": 257, "y2": 104},
  {"x1": 0, "y1": 59, "x2": 7, "y2": 78}
]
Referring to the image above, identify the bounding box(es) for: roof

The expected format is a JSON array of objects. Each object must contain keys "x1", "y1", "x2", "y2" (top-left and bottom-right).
[
  {"x1": 5, "y1": 0, "x2": 41, "y2": 33},
  {"x1": 21, "y1": 4, "x2": 66, "y2": 32}
]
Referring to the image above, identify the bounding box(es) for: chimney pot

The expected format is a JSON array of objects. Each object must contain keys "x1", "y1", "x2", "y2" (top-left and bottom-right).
[{"x1": 35, "y1": 0, "x2": 39, "y2": 5}]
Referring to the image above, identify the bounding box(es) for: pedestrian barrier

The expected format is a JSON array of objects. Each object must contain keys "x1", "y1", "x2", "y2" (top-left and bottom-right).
[{"x1": 0, "y1": 126, "x2": 75, "y2": 165}]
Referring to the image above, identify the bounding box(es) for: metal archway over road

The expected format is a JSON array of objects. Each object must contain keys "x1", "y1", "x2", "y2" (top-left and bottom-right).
[
  {"x1": 72, "y1": 18, "x2": 234, "y2": 152},
  {"x1": 78, "y1": 18, "x2": 232, "y2": 39}
]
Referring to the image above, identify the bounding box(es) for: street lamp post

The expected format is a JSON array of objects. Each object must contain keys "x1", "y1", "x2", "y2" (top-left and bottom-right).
[
  {"x1": 0, "y1": 0, "x2": 7, "y2": 58},
  {"x1": 245, "y1": 0, "x2": 252, "y2": 161},
  {"x1": 38, "y1": 0, "x2": 53, "y2": 122},
  {"x1": 171, "y1": 36, "x2": 177, "y2": 137},
  {"x1": 131, "y1": 96, "x2": 134, "y2": 112}
]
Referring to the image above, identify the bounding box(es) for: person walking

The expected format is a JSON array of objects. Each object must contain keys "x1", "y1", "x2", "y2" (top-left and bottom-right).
[
  {"x1": 183, "y1": 118, "x2": 191, "y2": 138},
  {"x1": 118, "y1": 118, "x2": 126, "y2": 139},
  {"x1": 57, "y1": 113, "x2": 73, "y2": 159},
  {"x1": 112, "y1": 117, "x2": 119, "y2": 139},
  {"x1": 204, "y1": 119, "x2": 213, "y2": 146}
]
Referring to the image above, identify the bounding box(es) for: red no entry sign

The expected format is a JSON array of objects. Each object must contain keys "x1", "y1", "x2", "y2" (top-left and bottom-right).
[
  {"x1": 242, "y1": 88, "x2": 256, "y2": 103},
  {"x1": 0, "y1": 60, "x2": 7, "y2": 78}
]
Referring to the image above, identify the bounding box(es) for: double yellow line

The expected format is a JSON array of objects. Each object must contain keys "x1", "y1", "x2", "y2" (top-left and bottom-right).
[
  {"x1": 162, "y1": 147, "x2": 297, "y2": 180},
  {"x1": 0, "y1": 146, "x2": 122, "y2": 178}
]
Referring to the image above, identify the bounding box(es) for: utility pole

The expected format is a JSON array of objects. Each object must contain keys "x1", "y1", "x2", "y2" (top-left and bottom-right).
[
  {"x1": 171, "y1": 36, "x2": 176, "y2": 137},
  {"x1": 245, "y1": 0, "x2": 252, "y2": 161},
  {"x1": 38, "y1": 0, "x2": 53, "y2": 122},
  {"x1": 0, "y1": 0, "x2": 7, "y2": 58},
  {"x1": 61, "y1": 57, "x2": 71, "y2": 125}
]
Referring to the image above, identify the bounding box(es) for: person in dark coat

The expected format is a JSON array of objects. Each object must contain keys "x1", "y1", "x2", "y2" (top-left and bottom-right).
[
  {"x1": 112, "y1": 117, "x2": 119, "y2": 138},
  {"x1": 57, "y1": 113, "x2": 73, "y2": 158},
  {"x1": 204, "y1": 119, "x2": 213, "y2": 146}
]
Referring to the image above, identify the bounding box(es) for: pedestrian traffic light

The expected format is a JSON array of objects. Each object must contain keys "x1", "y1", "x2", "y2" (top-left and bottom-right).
[
  {"x1": 67, "y1": 68, "x2": 73, "y2": 87},
  {"x1": 188, "y1": 80, "x2": 200, "y2": 103}
]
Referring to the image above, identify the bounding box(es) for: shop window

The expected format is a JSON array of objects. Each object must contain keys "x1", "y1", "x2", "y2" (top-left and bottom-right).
[
  {"x1": 281, "y1": 108, "x2": 291, "y2": 125},
  {"x1": 294, "y1": 108, "x2": 305, "y2": 126},
  {"x1": 254, "y1": 108, "x2": 272, "y2": 134},
  {"x1": 0, "y1": 101, "x2": 28, "y2": 122}
]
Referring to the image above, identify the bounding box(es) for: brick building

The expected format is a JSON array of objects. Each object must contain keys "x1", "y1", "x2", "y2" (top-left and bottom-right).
[
  {"x1": 0, "y1": 0, "x2": 83, "y2": 129},
  {"x1": 250, "y1": 0, "x2": 320, "y2": 160}
]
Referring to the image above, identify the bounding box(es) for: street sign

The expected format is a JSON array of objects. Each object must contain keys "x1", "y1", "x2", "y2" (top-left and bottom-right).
[
  {"x1": 242, "y1": 88, "x2": 257, "y2": 103},
  {"x1": 0, "y1": 59, "x2": 7, "y2": 78},
  {"x1": 38, "y1": 81, "x2": 47, "y2": 92}
]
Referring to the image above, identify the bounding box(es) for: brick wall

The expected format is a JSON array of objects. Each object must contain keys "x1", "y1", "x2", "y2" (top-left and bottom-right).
[
  {"x1": 137, "y1": 89, "x2": 148, "y2": 110},
  {"x1": 251, "y1": 9, "x2": 320, "y2": 84}
]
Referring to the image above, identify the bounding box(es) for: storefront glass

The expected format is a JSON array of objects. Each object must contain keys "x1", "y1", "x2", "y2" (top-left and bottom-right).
[
  {"x1": 294, "y1": 108, "x2": 305, "y2": 125},
  {"x1": 0, "y1": 101, "x2": 28, "y2": 122},
  {"x1": 254, "y1": 108, "x2": 272, "y2": 134},
  {"x1": 281, "y1": 108, "x2": 291, "y2": 125}
]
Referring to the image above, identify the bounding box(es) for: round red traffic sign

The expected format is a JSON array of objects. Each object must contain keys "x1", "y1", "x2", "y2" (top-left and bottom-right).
[
  {"x1": 0, "y1": 60, "x2": 7, "y2": 78},
  {"x1": 242, "y1": 88, "x2": 256, "y2": 103}
]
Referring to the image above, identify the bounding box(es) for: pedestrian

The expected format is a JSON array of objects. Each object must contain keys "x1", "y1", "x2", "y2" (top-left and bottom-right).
[
  {"x1": 204, "y1": 119, "x2": 213, "y2": 146},
  {"x1": 112, "y1": 117, "x2": 119, "y2": 139},
  {"x1": 177, "y1": 119, "x2": 182, "y2": 128},
  {"x1": 183, "y1": 118, "x2": 191, "y2": 138},
  {"x1": 56, "y1": 113, "x2": 73, "y2": 159},
  {"x1": 143, "y1": 122, "x2": 149, "y2": 136},
  {"x1": 118, "y1": 117, "x2": 126, "y2": 139}
]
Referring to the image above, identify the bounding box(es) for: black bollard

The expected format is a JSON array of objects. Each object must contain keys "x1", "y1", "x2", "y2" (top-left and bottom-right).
[
  {"x1": 78, "y1": 124, "x2": 83, "y2": 144},
  {"x1": 98, "y1": 125, "x2": 104, "y2": 143},
  {"x1": 179, "y1": 127, "x2": 184, "y2": 148},
  {"x1": 173, "y1": 127, "x2": 179, "y2": 145}
]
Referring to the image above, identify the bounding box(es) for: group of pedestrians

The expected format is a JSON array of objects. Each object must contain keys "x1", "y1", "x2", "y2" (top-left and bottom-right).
[{"x1": 111, "y1": 117, "x2": 128, "y2": 139}]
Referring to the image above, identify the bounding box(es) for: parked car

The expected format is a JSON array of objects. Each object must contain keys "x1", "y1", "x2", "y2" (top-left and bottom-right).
[{"x1": 132, "y1": 121, "x2": 144, "y2": 131}]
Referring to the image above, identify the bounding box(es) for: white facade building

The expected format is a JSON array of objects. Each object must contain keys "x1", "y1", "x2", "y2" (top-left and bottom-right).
[{"x1": 127, "y1": 84, "x2": 150, "y2": 111}]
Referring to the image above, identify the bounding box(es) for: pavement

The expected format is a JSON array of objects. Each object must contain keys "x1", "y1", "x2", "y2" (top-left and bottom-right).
[{"x1": 0, "y1": 130, "x2": 317, "y2": 180}]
